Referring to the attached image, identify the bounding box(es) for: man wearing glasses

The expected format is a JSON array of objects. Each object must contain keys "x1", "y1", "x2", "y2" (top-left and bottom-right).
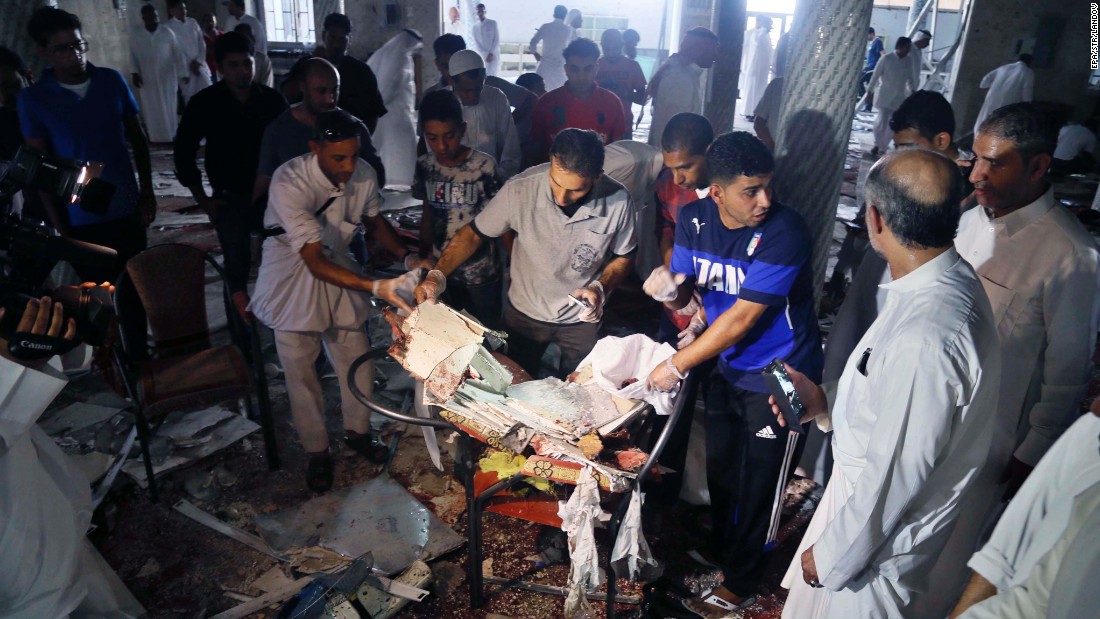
[{"x1": 19, "y1": 7, "x2": 156, "y2": 283}]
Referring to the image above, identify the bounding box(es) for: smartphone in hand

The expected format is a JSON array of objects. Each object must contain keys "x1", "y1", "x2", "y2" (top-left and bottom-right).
[{"x1": 763, "y1": 358, "x2": 806, "y2": 434}]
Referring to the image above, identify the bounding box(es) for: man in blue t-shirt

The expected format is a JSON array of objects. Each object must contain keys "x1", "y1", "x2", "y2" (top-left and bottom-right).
[
  {"x1": 860, "y1": 27, "x2": 885, "y2": 105},
  {"x1": 19, "y1": 7, "x2": 155, "y2": 284},
  {"x1": 643, "y1": 131, "x2": 823, "y2": 615}
]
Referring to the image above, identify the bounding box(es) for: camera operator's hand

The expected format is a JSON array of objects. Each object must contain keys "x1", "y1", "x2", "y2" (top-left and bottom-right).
[
  {"x1": 0, "y1": 297, "x2": 77, "y2": 368},
  {"x1": 138, "y1": 185, "x2": 157, "y2": 226}
]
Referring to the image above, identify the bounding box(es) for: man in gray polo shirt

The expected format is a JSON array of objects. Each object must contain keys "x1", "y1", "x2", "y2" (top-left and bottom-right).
[{"x1": 415, "y1": 128, "x2": 637, "y2": 377}]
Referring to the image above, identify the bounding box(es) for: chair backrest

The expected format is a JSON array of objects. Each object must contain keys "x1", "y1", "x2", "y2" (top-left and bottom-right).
[{"x1": 121, "y1": 243, "x2": 212, "y2": 353}]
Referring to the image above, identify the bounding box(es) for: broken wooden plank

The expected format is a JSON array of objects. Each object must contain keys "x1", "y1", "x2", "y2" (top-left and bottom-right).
[
  {"x1": 208, "y1": 577, "x2": 311, "y2": 619},
  {"x1": 173, "y1": 499, "x2": 285, "y2": 560}
]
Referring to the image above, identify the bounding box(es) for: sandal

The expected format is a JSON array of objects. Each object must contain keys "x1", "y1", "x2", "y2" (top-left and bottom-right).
[
  {"x1": 345, "y1": 431, "x2": 390, "y2": 464},
  {"x1": 681, "y1": 588, "x2": 756, "y2": 619}
]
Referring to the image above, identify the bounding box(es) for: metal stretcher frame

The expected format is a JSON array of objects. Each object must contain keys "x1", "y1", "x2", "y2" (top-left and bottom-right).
[{"x1": 348, "y1": 346, "x2": 686, "y2": 618}]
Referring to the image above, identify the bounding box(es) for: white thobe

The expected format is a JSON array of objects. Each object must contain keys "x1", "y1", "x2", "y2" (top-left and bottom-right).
[
  {"x1": 0, "y1": 355, "x2": 143, "y2": 617},
  {"x1": 908, "y1": 46, "x2": 923, "y2": 90},
  {"x1": 130, "y1": 25, "x2": 185, "y2": 143},
  {"x1": 960, "y1": 413, "x2": 1100, "y2": 619},
  {"x1": 646, "y1": 55, "x2": 704, "y2": 147},
  {"x1": 1054, "y1": 123, "x2": 1097, "y2": 161},
  {"x1": 956, "y1": 189, "x2": 1100, "y2": 467},
  {"x1": 530, "y1": 18, "x2": 572, "y2": 91},
  {"x1": 224, "y1": 13, "x2": 266, "y2": 53},
  {"x1": 254, "y1": 51, "x2": 274, "y2": 87},
  {"x1": 249, "y1": 152, "x2": 380, "y2": 332},
  {"x1": 163, "y1": 16, "x2": 212, "y2": 103},
  {"x1": 740, "y1": 26, "x2": 772, "y2": 116},
  {"x1": 972, "y1": 61, "x2": 1034, "y2": 137},
  {"x1": 781, "y1": 249, "x2": 1001, "y2": 618},
  {"x1": 867, "y1": 52, "x2": 914, "y2": 151},
  {"x1": 602, "y1": 140, "x2": 664, "y2": 278},
  {"x1": 366, "y1": 30, "x2": 423, "y2": 187},
  {"x1": 472, "y1": 18, "x2": 501, "y2": 76},
  {"x1": 462, "y1": 85, "x2": 521, "y2": 179}
]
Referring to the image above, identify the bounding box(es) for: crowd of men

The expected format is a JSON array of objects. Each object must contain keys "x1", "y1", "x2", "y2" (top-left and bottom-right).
[{"x1": 3, "y1": 4, "x2": 1100, "y2": 618}]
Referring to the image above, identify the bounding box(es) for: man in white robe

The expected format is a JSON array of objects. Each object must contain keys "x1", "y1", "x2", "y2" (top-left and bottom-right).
[
  {"x1": 865, "y1": 37, "x2": 914, "y2": 157},
  {"x1": 0, "y1": 294, "x2": 143, "y2": 617},
  {"x1": 529, "y1": 5, "x2": 572, "y2": 92},
  {"x1": 646, "y1": 28, "x2": 719, "y2": 147},
  {"x1": 740, "y1": 16, "x2": 772, "y2": 120},
  {"x1": 130, "y1": 3, "x2": 185, "y2": 143},
  {"x1": 972, "y1": 55, "x2": 1034, "y2": 138},
  {"x1": 776, "y1": 149, "x2": 1001, "y2": 618},
  {"x1": 223, "y1": 0, "x2": 266, "y2": 54},
  {"x1": 447, "y1": 50, "x2": 521, "y2": 178},
  {"x1": 950, "y1": 405, "x2": 1100, "y2": 619},
  {"x1": 471, "y1": 3, "x2": 500, "y2": 77},
  {"x1": 163, "y1": 0, "x2": 211, "y2": 103}
]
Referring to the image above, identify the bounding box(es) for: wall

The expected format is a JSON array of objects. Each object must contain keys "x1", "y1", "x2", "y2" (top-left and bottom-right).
[
  {"x1": 345, "y1": 0, "x2": 440, "y2": 92},
  {"x1": 3, "y1": 0, "x2": 137, "y2": 77},
  {"x1": 950, "y1": 0, "x2": 1095, "y2": 137}
]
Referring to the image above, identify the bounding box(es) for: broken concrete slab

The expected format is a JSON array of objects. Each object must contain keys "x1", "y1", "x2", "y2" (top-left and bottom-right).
[{"x1": 254, "y1": 474, "x2": 465, "y2": 575}]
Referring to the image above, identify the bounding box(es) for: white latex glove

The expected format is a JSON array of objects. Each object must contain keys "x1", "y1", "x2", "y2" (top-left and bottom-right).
[
  {"x1": 571, "y1": 280, "x2": 605, "y2": 323},
  {"x1": 646, "y1": 356, "x2": 686, "y2": 392},
  {"x1": 674, "y1": 293, "x2": 702, "y2": 317},
  {"x1": 414, "y1": 269, "x2": 447, "y2": 304},
  {"x1": 372, "y1": 270, "x2": 420, "y2": 313},
  {"x1": 643, "y1": 266, "x2": 686, "y2": 302},
  {"x1": 676, "y1": 310, "x2": 707, "y2": 350}
]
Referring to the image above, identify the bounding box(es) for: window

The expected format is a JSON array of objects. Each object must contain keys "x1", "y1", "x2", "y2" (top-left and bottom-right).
[
  {"x1": 264, "y1": 0, "x2": 316, "y2": 44},
  {"x1": 573, "y1": 15, "x2": 630, "y2": 43}
]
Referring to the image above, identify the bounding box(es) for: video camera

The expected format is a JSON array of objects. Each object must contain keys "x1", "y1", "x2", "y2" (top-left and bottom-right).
[{"x1": 0, "y1": 147, "x2": 118, "y2": 358}]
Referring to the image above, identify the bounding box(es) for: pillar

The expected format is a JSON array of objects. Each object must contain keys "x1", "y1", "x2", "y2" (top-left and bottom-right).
[
  {"x1": 770, "y1": 0, "x2": 874, "y2": 296},
  {"x1": 703, "y1": 0, "x2": 747, "y2": 133}
]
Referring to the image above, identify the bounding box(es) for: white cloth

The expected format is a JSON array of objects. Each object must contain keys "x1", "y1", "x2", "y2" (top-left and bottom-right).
[
  {"x1": 249, "y1": 152, "x2": 381, "y2": 332},
  {"x1": 253, "y1": 51, "x2": 274, "y2": 87},
  {"x1": 956, "y1": 189, "x2": 1100, "y2": 466},
  {"x1": 130, "y1": 24, "x2": 185, "y2": 142},
  {"x1": 575, "y1": 334, "x2": 680, "y2": 416},
  {"x1": 740, "y1": 26, "x2": 772, "y2": 116},
  {"x1": 1054, "y1": 123, "x2": 1097, "y2": 161},
  {"x1": 867, "y1": 51, "x2": 914, "y2": 113},
  {"x1": 472, "y1": 18, "x2": 500, "y2": 76},
  {"x1": 960, "y1": 413, "x2": 1100, "y2": 619},
  {"x1": 780, "y1": 249, "x2": 1001, "y2": 618},
  {"x1": 367, "y1": 30, "x2": 423, "y2": 187},
  {"x1": 602, "y1": 140, "x2": 664, "y2": 277},
  {"x1": 530, "y1": 18, "x2": 572, "y2": 91},
  {"x1": 973, "y1": 61, "x2": 1034, "y2": 137},
  {"x1": 872, "y1": 105, "x2": 895, "y2": 152},
  {"x1": 0, "y1": 356, "x2": 142, "y2": 617},
  {"x1": 462, "y1": 85, "x2": 521, "y2": 179},
  {"x1": 908, "y1": 45, "x2": 923, "y2": 90},
  {"x1": 224, "y1": 12, "x2": 266, "y2": 53},
  {"x1": 163, "y1": 16, "x2": 212, "y2": 103},
  {"x1": 647, "y1": 54, "x2": 704, "y2": 147}
]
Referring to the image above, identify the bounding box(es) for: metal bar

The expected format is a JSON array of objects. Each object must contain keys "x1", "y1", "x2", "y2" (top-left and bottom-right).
[
  {"x1": 470, "y1": 472, "x2": 529, "y2": 608},
  {"x1": 250, "y1": 321, "x2": 280, "y2": 470},
  {"x1": 482, "y1": 576, "x2": 642, "y2": 605},
  {"x1": 173, "y1": 499, "x2": 286, "y2": 561}
]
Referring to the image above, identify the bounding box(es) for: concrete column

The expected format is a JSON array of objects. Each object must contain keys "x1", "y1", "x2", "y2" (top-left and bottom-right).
[
  {"x1": 770, "y1": 0, "x2": 874, "y2": 296},
  {"x1": 906, "y1": 0, "x2": 930, "y2": 34},
  {"x1": 703, "y1": 0, "x2": 747, "y2": 134}
]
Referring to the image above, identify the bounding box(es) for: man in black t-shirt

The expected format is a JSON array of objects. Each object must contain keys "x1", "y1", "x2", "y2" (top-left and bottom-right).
[{"x1": 319, "y1": 13, "x2": 387, "y2": 134}]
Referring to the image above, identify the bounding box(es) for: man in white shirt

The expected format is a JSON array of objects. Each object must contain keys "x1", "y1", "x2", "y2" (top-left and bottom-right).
[
  {"x1": 950, "y1": 404, "x2": 1100, "y2": 619},
  {"x1": 164, "y1": 0, "x2": 212, "y2": 103},
  {"x1": 529, "y1": 5, "x2": 573, "y2": 92},
  {"x1": 646, "y1": 27, "x2": 719, "y2": 147},
  {"x1": 471, "y1": 3, "x2": 500, "y2": 77},
  {"x1": 777, "y1": 149, "x2": 1001, "y2": 619},
  {"x1": 909, "y1": 29, "x2": 931, "y2": 89},
  {"x1": 740, "y1": 16, "x2": 773, "y2": 121},
  {"x1": 248, "y1": 111, "x2": 420, "y2": 492},
  {"x1": 972, "y1": 54, "x2": 1034, "y2": 138},
  {"x1": 956, "y1": 101, "x2": 1100, "y2": 498},
  {"x1": 130, "y1": 3, "x2": 185, "y2": 143},
  {"x1": 865, "y1": 36, "x2": 914, "y2": 157},
  {"x1": 446, "y1": 50, "x2": 521, "y2": 178},
  {"x1": 223, "y1": 0, "x2": 266, "y2": 54},
  {"x1": 1052, "y1": 119, "x2": 1097, "y2": 175}
]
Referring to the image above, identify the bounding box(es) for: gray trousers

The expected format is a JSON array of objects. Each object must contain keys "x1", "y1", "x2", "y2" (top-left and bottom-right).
[
  {"x1": 273, "y1": 328, "x2": 374, "y2": 453},
  {"x1": 502, "y1": 302, "x2": 599, "y2": 379}
]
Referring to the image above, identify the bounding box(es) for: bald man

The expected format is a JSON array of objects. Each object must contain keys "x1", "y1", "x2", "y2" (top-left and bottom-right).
[
  {"x1": 776, "y1": 150, "x2": 1000, "y2": 619},
  {"x1": 254, "y1": 58, "x2": 418, "y2": 272}
]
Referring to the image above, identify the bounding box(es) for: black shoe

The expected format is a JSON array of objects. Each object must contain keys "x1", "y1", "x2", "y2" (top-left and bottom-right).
[
  {"x1": 345, "y1": 431, "x2": 389, "y2": 464},
  {"x1": 306, "y1": 454, "x2": 333, "y2": 493}
]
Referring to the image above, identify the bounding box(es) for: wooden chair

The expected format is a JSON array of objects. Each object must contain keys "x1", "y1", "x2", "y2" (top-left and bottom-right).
[{"x1": 112, "y1": 243, "x2": 278, "y2": 501}]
